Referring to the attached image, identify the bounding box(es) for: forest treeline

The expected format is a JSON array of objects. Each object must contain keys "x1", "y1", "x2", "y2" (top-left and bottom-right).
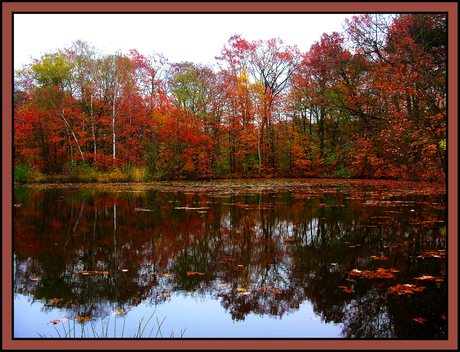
[{"x1": 13, "y1": 14, "x2": 446, "y2": 182}]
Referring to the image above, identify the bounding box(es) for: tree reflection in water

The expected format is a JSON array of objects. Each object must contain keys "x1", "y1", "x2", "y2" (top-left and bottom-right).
[{"x1": 13, "y1": 180, "x2": 447, "y2": 338}]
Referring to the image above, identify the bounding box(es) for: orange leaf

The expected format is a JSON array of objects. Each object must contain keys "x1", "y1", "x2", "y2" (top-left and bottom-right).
[
  {"x1": 75, "y1": 316, "x2": 91, "y2": 323},
  {"x1": 413, "y1": 317, "x2": 427, "y2": 324}
]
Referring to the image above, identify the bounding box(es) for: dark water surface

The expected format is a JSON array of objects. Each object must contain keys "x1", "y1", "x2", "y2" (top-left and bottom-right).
[{"x1": 13, "y1": 179, "x2": 447, "y2": 339}]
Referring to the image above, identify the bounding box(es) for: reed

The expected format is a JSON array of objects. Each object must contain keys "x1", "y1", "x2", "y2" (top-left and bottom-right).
[{"x1": 36, "y1": 311, "x2": 186, "y2": 338}]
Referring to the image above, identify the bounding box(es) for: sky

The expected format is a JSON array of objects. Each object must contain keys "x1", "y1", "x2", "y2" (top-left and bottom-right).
[{"x1": 13, "y1": 13, "x2": 356, "y2": 70}]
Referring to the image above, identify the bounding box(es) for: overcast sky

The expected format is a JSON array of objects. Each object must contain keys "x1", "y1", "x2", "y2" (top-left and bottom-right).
[{"x1": 13, "y1": 13, "x2": 356, "y2": 70}]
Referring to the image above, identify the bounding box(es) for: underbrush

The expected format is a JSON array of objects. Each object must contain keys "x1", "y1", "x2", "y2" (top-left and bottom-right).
[{"x1": 14, "y1": 163, "x2": 150, "y2": 184}]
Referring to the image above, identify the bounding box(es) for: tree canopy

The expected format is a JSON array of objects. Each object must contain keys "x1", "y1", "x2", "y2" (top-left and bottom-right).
[{"x1": 14, "y1": 13, "x2": 447, "y2": 182}]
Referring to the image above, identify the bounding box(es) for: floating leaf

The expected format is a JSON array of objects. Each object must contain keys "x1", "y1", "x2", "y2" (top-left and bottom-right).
[
  {"x1": 187, "y1": 271, "x2": 205, "y2": 276},
  {"x1": 75, "y1": 316, "x2": 91, "y2": 323},
  {"x1": 175, "y1": 206, "x2": 210, "y2": 210},
  {"x1": 388, "y1": 284, "x2": 424, "y2": 295},
  {"x1": 110, "y1": 308, "x2": 131, "y2": 316},
  {"x1": 238, "y1": 291, "x2": 253, "y2": 296},
  {"x1": 76, "y1": 270, "x2": 110, "y2": 275},
  {"x1": 135, "y1": 208, "x2": 154, "y2": 212},
  {"x1": 348, "y1": 268, "x2": 396, "y2": 279},
  {"x1": 413, "y1": 317, "x2": 427, "y2": 324},
  {"x1": 371, "y1": 255, "x2": 389, "y2": 260},
  {"x1": 414, "y1": 275, "x2": 443, "y2": 281},
  {"x1": 49, "y1": 298, "x2": 64, "y2": 303}
]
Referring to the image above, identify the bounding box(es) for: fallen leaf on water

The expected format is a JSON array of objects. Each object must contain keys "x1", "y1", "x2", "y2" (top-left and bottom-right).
[
  {"x1": 76, "y1": 270, "x2": 110, "y2": 275},
  {"x1": 187, "y1": 271, "x2": 205, "y2": 276},
  {"x1": 348, "y1": 268, "x2": 396, "y2": 279},
  {"x1": 75, "y1": 316, "x2": 91, "y2": 323},
  {"x1": 238, "y1": 291, "x2": 253, "y2": 296},
  {"x1": 412, "y1": 286, "x2": 426, "y2": 292},
  {"x1": 388, "y1": 284, "x2": 424, "y2": 295},
  {"x1": 413, "y1": 317, "x2": 427, "y2": 324},
  {"x1": 110, "y1": 309, "x2": 131, "y2": 315},
  {"x1": 414, "y1": 275, "x2": 443, "y2": 281},
  {"x1": 371, "y1": 255, "x2": 389, "y2": 260},
  {"x1": 135, "y1": 208, "x2": 154, "y2": 212}
]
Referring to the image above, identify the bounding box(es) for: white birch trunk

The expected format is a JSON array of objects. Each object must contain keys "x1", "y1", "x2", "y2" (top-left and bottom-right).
[
  {"x1": 112, "y1": 94, "x2": 116, "y2": 161},
  {"x1": 91, "y1": 93, "x2": 97, "y2": 162}
]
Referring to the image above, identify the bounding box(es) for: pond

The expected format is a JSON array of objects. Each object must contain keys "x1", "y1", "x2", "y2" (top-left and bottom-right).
[{"x1": 12, "y1": 179, "x2": 448, "y2": 339}]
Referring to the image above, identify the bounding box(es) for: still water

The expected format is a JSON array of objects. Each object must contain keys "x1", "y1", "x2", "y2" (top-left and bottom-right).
[{"x1": 13, "y1": 180, "x2": 447, "y2": 339}]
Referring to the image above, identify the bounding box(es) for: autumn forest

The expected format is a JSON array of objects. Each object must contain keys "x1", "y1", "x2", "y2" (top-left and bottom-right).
[{"x1": 13, "y1": 14, "x2": 447, "y2": 183}]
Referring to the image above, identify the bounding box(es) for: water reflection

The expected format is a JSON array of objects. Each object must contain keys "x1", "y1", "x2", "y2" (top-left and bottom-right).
[{"x1": 13, "y1": 181, "x2": 447, "y2": 338}]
